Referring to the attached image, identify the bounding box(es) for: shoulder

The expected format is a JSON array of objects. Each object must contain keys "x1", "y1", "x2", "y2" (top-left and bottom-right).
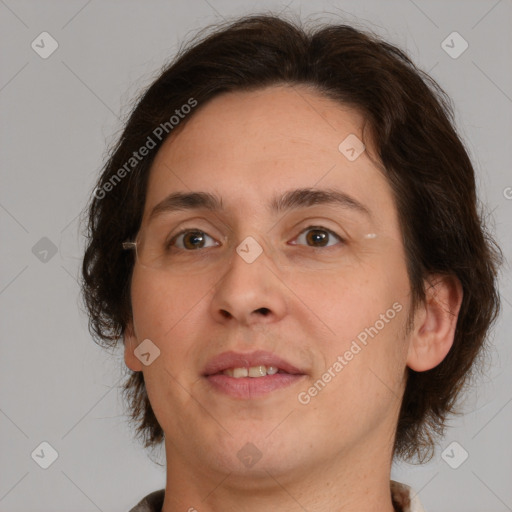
[
  {"x1": 391, "y1": 480, "x2": 427, "y2": 512},
  {"x1": 128, "y1": 489, "x2": 165, "y2": 512}
]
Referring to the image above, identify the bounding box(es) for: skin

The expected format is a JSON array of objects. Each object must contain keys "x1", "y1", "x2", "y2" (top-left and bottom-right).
[{"x1": 124, "y1": 85, "x2": 463, "y2": 512}]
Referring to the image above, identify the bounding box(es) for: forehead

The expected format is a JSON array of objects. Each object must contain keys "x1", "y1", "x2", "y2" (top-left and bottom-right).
[
  {"x1": 156, "y1": 85, "x2": 367, "y2": 171},
  {"x1": 145, "y1": 85, "x2": 395, "y2": 227}
]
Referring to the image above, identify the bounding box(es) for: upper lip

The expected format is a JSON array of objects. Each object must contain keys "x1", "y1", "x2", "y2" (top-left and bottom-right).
[{"x1": 202, "y1": 350, "x2": 305, "y2": 376}]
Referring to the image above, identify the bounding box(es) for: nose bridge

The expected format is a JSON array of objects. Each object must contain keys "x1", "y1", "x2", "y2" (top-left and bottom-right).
[{"x1": 210, "y1": 234, "x2": 287, "y2": 324}]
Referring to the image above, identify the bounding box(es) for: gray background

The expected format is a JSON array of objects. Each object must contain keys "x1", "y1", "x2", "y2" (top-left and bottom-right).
[{"x1": 0, "y1": 1, "x2": 511, "y2": 511}]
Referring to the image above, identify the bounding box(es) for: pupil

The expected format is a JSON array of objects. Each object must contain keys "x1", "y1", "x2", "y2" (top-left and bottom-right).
[
  {"x1": 184, "y1": 231, "x2": 204, "y2": 249},
  {"x1": 307, "y1": 229, "x2": 328, "y2": 246}
]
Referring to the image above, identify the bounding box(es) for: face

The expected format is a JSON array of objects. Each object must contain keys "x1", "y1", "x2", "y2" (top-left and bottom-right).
[{"x1": 125, "y1": 85, "x2": 413, "y2": 484}]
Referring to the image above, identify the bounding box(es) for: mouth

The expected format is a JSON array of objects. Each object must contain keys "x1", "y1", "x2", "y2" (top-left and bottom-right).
[{"x1": 202, "y1": 350, "x2": 307, "y2": 399}]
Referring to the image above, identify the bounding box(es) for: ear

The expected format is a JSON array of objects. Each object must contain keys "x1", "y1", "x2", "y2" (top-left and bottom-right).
[
  {"x1": 124, "y1": 321, "x2": 143, "y2": 372},
  {"x1": 406, "y1": 274, "x2": 463, "y2": 372}
]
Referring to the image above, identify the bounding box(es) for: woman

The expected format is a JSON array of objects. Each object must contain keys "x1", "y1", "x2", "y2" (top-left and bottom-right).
[{"x1": 81, "y1": 14, "x2": 501, "y2": 512}]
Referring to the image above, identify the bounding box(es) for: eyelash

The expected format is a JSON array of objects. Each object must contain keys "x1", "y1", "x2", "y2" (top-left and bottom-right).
[{"x1": 169, "y1": 225, "x2": 345, "y2": 251}]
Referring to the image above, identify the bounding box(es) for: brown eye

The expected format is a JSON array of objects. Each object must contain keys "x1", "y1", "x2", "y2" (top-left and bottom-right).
[
  {"x1": 306, "y1": 229, "x2": 329, "y2": 246},
  {"x1": 171, "y1": 230, "x2": 218, "y2": 250},
  {"x1": 293, "y1": 226, "x2": 343, "y2": 248}
]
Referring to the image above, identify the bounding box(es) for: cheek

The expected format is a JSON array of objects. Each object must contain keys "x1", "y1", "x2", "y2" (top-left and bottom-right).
[
  {"x1": 286, "y1": 252, "x2": 409, "y2": 338},
  {"x1": 130, "y1": 268, "x2": 214, "y2": 339},
  {"x1": 129, "y1": 272, "x2": 207, "y2": 410},
  {"x1": 288, "y1": 250, "x2": 411, "y2": 401}
]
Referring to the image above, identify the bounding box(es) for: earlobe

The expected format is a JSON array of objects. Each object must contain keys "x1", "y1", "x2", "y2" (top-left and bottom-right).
[
  {"x1": 406, "y1": 274, "x2": 463, "y2": 372},
  {"x1": 124, "y1": 321, "x2": 143, "y2": 372}
]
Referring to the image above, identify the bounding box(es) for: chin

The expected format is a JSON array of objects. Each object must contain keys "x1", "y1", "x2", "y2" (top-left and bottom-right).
[{"x1": 204, "y1": 431, "x2": 307, "y2": 479}]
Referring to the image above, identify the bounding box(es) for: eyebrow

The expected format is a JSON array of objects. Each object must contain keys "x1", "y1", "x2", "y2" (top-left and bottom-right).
[{"x1": 148, "y1": 187, "x2": 371, "y2": 221}]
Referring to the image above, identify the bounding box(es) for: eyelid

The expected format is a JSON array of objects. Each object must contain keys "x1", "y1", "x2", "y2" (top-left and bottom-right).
[
  {"x1": 156, "y1": 214, "x2": 229, "y2": 243},
  {"x1": 163, "y1": 217, "x2": 225, "y2": 245}
]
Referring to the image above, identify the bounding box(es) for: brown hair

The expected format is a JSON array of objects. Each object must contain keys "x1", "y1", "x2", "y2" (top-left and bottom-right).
[{"x1": 81, "y1": 13, "x2": 501, "y2": 462}]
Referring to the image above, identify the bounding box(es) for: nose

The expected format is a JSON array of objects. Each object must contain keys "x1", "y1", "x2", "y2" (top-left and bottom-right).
[{"x1": 209, "y1": 239, "x2": 288, "y2": 326}]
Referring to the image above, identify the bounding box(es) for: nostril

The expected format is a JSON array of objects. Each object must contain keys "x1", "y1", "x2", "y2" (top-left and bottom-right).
[{"x1": 256, "y1": 307, "x2": 271, "y2": 316}]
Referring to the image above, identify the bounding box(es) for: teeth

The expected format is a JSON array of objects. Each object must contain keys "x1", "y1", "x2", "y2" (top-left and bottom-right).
[
  {"x1": 248, "y1": 366, "x2": 266, "y2": 377},
  {"x1": 233, "y1": 367, "x2": 248, "y2": 378},
  {"x1": 222, "y1": 365, "x2": 280, "y2": 378}
]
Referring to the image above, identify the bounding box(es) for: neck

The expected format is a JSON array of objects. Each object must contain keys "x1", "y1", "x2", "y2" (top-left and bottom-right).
[{"x1": 161, "y1": 441, "x2": 396, "y2": 512}]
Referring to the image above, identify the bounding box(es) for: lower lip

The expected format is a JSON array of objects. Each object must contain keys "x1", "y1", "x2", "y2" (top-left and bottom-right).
[{"x1": 205, "y1": 373, "x2": 306, "y2": 399}]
